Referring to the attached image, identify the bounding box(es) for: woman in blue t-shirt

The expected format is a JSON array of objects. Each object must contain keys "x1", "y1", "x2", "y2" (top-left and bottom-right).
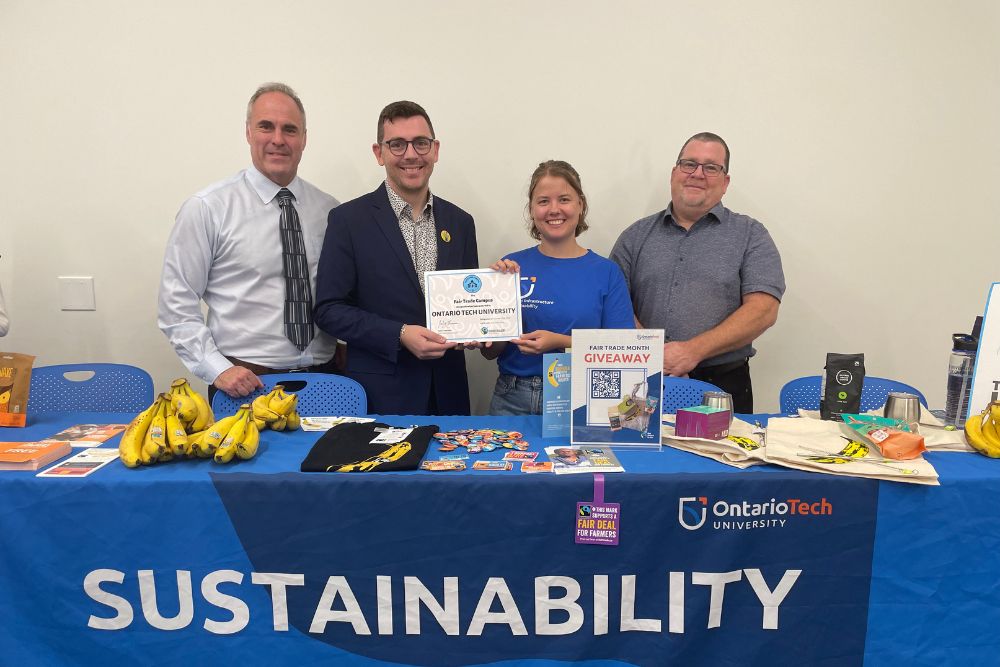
[{"x1": 484, "y1": 160, "x2": 635, "y2": 415}]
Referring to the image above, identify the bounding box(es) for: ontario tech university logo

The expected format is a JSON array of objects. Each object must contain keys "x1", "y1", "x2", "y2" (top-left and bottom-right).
[
  {"x1": 678, "y1": 497, "x2": 708, "y2": 530},
  {"x1": 678, "y1": 495, "x2": 833, "y2": 532}
]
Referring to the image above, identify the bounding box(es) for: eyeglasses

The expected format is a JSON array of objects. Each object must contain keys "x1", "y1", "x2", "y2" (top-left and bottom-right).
[
  {"x1": 676, "y1": 159, "x2": 726, "y2": 177},
  {"x1": 383, "y1": 137, "x2": 435, "y2": 156}
]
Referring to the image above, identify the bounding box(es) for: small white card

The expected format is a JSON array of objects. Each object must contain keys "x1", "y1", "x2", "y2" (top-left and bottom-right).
[
  {"x1": 37, "y1": 447, "x2": 120, "y2": 478},
  {"x1": 370, "y1": 427, "x2": 413, "y2": 444},
  {"x1": 424, "y1": 269, "x2": 522, "y2": 342}
]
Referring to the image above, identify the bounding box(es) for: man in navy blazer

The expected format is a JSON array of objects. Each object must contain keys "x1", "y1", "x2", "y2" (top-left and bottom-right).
[{"x1": 314, "y1": 101, "x2": 478, "y2": 415}]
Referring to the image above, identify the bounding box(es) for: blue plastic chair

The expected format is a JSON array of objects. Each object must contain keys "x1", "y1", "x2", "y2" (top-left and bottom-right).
[
  {"x1": 28, "y1": 363, "x2": 155, "y2": 413},
  {"x1": 779, "y1": 375, "x2": 928, "y2": 414},
  {"x1": 661, "y1": 377, "x2": 725, "y2": 414},
  {"x1": 211, "y1": 373, "x2": 368, "y2": 417}
]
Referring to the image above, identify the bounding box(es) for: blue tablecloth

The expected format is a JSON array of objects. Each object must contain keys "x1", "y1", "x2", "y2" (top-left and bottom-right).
[{"x1": 1, "y1": 411, "x2": 998, "y2": 666}]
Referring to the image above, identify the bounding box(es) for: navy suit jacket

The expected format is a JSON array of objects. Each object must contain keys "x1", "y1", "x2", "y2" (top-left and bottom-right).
[{"x1": 314, "y1": 184, "x2": 479, "y2": 415}]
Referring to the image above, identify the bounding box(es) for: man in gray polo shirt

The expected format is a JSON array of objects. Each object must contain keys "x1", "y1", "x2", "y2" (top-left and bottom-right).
[{"x1": 610, "y1": 132, "x2": 784, "y2": 412}]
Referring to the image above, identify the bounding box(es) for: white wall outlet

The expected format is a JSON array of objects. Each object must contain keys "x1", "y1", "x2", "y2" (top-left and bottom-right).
[{"x1": 58, "y1": 276, "x2": 96, "y2": 311}]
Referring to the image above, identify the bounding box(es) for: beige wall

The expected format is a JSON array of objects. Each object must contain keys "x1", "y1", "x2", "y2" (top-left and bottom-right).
[{"x1": 2, "y1": 0, "x2": 998, "y2": 412}]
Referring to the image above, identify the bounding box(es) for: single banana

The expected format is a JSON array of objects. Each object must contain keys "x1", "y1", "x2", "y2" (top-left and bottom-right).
[
  {"x1": 236, "y1": 419, "x2": 260, "y2": 460},
  {"x1": 283, "y1": 394, "x2": 299, "y2": 420},
  {"x1": 214, "y1": 440, "x2": 238, "y2": 463},
  {"x1": 965, "y1": 410, "x2": 1000, "y2": 458},
  {"x1": 217, "y1": 406, "x2": 250, "y2": 454},
  {"x1": 119, "y1": 401, "x2": 158, "y2": 468},
  {"x1": 215, "y1": 406, "x2": 249, "y2": 464},
  {"x1": 165, "y1": 406, "x2": 189, "y2": 457},
  {"x1": 271, "y1": 414, "x2": 287, "y2": 431},
  {"x1": 285, "y1": 410, "x2": 301, "y2": 431},
  {"x1": 141, "y1": 397, "x2": 167, "y2": 463},
  {"x1": 181, "y1": 380, "x2": 214, "y2": 432},
  {"x1": 171, "y1": 392, "x2": 197, "y2": 426},
  {"x1": 149, "y1": 395, "x2": 170, "y2": 451}
]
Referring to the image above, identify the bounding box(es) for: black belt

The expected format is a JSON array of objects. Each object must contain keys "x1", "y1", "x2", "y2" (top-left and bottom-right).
[{"x1": 695, "y1": 358, "x2": 749, "y2": 374}]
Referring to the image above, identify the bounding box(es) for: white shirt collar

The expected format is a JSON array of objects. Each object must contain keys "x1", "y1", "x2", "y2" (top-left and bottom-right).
[{"x1": 246, "y1": 164, "x2": 303, "y2": 204}]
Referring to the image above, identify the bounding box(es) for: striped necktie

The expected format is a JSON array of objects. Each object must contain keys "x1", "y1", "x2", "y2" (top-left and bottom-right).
[{"x1": 276, "y1": 188, "x2": 313, "y2": 351}]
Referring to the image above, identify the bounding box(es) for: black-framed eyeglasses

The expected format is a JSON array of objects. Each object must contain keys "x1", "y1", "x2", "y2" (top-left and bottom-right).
[
  {"x1": 383, "y1": 137, "x2": 435, "y2": 156},
  {"x1": 676, "y1": 159, "x2": 726, "y2": 177}
]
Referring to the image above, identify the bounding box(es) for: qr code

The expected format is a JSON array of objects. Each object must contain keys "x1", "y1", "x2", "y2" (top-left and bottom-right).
[{"x1": 590, "y1": 369, "x2": 622, "y2": 399}]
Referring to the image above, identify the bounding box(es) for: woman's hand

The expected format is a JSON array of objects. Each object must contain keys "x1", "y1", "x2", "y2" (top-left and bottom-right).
[
  {"x1": 489, "y1": 258, "x2": 520, "y2": 273},
  {"x1": 510, "y1": 330, "x2": 571, "y2": 355}
]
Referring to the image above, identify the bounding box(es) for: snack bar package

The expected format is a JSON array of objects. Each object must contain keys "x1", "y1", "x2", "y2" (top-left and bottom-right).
[
  {"x1": 841, "y1": 413, "x2": 927, "y2": 460},
  {"x1": 0, "y1": 353, "x2": 36, "y2": 427},
  {"x1": 820, "y1": 353, "x2": 865, "y2": 420}
]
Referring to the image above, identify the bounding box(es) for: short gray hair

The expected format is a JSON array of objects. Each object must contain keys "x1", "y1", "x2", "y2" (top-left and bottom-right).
[
  {"x1": 246, "y1": 82, "x2": 306, "y2": 128},
  {"x1": 678, "y1": 132, "x2": 730, "y2": 172}
]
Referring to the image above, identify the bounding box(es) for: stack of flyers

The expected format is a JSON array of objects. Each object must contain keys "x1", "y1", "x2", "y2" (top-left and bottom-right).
[
  {"x1": 300, "y1": 416, "x2": 375, "y2": 432},
  {"x1": 43, "y1": 424, "x2": 127, "y2": 447},
  {"x1": 544, "y1": 446, "x2": 624, "y2": 474},
  {"x1": 37, "y1": 448, "x2": 121, "y2": 478}
]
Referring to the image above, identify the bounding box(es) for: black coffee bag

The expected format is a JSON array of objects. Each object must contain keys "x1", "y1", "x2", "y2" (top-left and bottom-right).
[{"x1": 820, "y1": 353, "x2": 865, "y2": 420}]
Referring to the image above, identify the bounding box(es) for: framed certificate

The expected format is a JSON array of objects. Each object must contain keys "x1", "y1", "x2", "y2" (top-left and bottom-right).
[{"x1": 424, "y1": 269, "x2": 522, "y2": 342}]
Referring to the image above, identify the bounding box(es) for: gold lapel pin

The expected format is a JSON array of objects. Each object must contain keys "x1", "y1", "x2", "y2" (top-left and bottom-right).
[{"x1": 440, "y1": 230, "x2": 452, "y2": 243}]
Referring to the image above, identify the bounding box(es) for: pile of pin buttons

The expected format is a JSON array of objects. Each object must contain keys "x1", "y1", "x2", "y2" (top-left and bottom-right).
[{"x1": 434, "y1": 429, "x2": 529, "y2": 453}]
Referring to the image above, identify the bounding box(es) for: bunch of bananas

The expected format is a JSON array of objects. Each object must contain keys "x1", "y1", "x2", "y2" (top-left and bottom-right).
[
  {"x1": 119, "y1": 379, "x2": 213, "y2": 467},
  {"x1": 193, "y1": 403, "x2": 261, "y2": 463},
  {"x1": 251, "y1": 385, "x2": 301, "y2": 431},
  {"x1": 964, "y1": 401, "x2": 1000, "y2": 458},
  {"x1": 167, "y1": 378, "x2": 214, "y2": 432},
  {"x1": 119, "y1": 378, "x2": 260, "y2": 467},
  {"x1": 119, "y1": 385, "x2": 211, "y2": 467}
]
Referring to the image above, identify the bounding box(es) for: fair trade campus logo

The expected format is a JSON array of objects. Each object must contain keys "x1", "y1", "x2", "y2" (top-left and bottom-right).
[
  {"x1": 463, "y1": 275, "x2": 482, "y2": 293},
  {"x1": 678, "y1": 496, "x2": 833, "y2": 532}
]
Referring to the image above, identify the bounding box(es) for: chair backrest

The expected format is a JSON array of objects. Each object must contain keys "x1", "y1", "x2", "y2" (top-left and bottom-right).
[
  {"x1": 661, "y1": 377, "x2": 724, "y2": 414},
  {"x1": 779, "y1": 375, "x2": 928, "y2": 414},
  {"x1": 28, "y1": 363, "x2": 155, "y2": 413},
  {"x1": 211, "y1": 373, "x2": 368, "y2": 417}
]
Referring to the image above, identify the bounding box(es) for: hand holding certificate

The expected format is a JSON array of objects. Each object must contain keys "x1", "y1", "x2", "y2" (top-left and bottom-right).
[{"x1": 424, "y1": 269, "x2": 522, "y2": 343}]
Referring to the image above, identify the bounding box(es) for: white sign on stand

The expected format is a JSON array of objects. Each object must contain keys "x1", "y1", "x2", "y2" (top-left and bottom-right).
[{"x1": 969, "y1": 282, "x2": 1000, "y2": 418}]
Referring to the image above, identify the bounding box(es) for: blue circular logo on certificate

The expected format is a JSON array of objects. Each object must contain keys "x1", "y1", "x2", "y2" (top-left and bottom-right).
[{"x1": 463, "y1": 275, "x2": 482, "y2": 293}]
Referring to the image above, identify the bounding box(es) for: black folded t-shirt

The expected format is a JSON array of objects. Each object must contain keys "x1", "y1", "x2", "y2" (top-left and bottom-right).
[{"x1": 301, "y1": 422, "x2": 438, "y2": 472}]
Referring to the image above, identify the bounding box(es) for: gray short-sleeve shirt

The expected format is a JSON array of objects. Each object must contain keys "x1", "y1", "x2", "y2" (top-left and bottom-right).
[{"x1": 609, "y1": 202, "x2": 785, "y2": 368}]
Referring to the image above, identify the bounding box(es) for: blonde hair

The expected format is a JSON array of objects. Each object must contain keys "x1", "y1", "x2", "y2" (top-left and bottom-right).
[{"x1": 526, "y1": 160, "x2": 589, "y2": 240}]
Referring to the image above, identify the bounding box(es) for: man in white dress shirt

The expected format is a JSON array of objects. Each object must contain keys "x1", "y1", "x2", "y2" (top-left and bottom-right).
[{"x1": 158, "y1": 82, "x2": 341, "y2": 398}]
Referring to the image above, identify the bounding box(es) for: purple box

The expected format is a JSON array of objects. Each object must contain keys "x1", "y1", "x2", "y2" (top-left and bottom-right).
[{"x1": 675, "y1": 406, "x2": 731, "y2": 440}]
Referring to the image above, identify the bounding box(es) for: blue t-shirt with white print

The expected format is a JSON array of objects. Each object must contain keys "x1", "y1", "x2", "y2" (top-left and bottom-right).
[{"x1": 499, "y1": 246, "x2": 635, "y2": 377}]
